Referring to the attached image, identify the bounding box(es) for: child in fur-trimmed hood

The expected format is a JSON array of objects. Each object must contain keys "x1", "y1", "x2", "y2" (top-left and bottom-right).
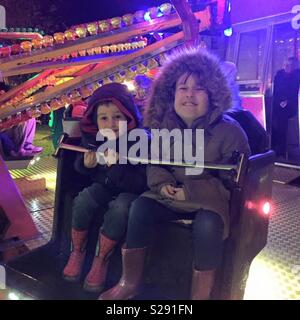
[{"x1": 99, "y1": 48, "x2": 251, "y2": 301}]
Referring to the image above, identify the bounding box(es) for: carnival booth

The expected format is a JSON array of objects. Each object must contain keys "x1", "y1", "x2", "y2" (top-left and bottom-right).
[{"x1": 228, "y1": 0, "x2": 300, "y2": 159}]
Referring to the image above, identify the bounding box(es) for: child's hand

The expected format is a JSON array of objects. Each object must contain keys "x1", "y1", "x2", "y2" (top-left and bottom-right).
[
  {"x1": 84, "y1": 151, "x2": 98, "y2": 168},
  {"x1": 160, "y1": 184, "x2": 177, "y2": 199},
  {"x1": 104, "y1": 149, "x2": 119, "y2": 167},
  {"x1": 173, "y1": 187, "x2": 186, "y2": 201}
]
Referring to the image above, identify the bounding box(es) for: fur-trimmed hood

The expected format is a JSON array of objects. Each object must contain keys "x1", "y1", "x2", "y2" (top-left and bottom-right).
[{"x1": 144, "y1": 48, "x2": 232, "y2": 129}]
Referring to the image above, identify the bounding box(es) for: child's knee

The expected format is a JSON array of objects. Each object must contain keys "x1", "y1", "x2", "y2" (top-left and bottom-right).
[
  {"x1": 129, "y1": 197, "x2": 156, "y2": 224},
  {"x1": 193, "y1": 210, "x2": 224, "y2": 240},
  {"x1": 104, "y1": 194, "x2": 137, "y2": 224},
  {"x1": 112, "y1": 193, "x2": 137, "y2": 210},
  {"x1": 73, "y1": 188, "x2": 99, "y2": 211}
]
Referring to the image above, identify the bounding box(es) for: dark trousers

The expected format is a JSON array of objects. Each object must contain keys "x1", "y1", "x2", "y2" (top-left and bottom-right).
[
  {"x1": 50, "y1": 108, "x2": 64, "y2": 149},
  {"x1": 126, "y1": 197, "x2": 224, "y2": 271},
  {"x1": 271, "y1": 104, "x2": 294, "y2": 156},
  {"x1": 72, "y1": 182, "x2": 137, "y2": 241},
  {"x1": 0, "y1": 133, "x2": 17, "y2": 156}
]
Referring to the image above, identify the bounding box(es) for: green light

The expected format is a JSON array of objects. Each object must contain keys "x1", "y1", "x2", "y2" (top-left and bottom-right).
[{"x1": 49, "y1": 111, "x2": 54, "y2": 127}]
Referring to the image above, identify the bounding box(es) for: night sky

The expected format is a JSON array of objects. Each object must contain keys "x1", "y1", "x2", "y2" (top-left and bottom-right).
[
  {"x1": 73, "y1": 0, "x2": 165, "y2": 23},
  {"x1": 1, "y1": 0, "x2": 166, "y2": 31}
]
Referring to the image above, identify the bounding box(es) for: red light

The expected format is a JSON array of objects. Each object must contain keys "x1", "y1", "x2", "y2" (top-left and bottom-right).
[
  {"x1": 262, "y1": 202, "x2": 271, "y2": 215},
  {"x1": 245, "y1": 200, "x2": 254, "y2": 209},
  {"x1": 245, "y1": 200, "x2": 272, "y2": 216}
]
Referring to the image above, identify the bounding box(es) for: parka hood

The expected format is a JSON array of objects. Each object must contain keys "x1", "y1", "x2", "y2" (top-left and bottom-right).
[
  {"x1": 144, "y1": 48, "x2": 232, "y2": 129},
  {"x1": 80, "y1": 83, "x2": 142, "y2": 137}
]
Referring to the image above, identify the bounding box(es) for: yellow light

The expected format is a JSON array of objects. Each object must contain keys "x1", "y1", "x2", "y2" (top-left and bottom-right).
[
  {"x1": 244, "y1": 255, "x2": 288, "y2": 300},
  {"x1": 8, "y1": 292, "x2": 20, "y2": 300},
  {"x1": 123, "y1": 81, "x2": 135, "y2": 91}
]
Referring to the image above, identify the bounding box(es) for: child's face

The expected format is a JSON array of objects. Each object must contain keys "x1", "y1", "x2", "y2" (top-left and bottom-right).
[
  {"x1": 97, "y1": 102, "x2": 127, "y2": 138},
  {"x1": 174, "y1": 73, "x2": 209, "y2": 127}
]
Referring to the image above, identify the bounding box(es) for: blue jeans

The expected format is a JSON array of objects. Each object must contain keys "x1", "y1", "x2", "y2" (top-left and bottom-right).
[
  {"x1": 126, "y1": 197, "x2": 224, "y2": 270},
  {"x1": 72, "y1": 183, "x2": 137, "y2": 241}
]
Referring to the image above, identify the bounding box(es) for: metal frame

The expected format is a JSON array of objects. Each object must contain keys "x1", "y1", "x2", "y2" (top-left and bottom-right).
[
  {"x1": 227, "y1": 9, "x2": 300, "y2": 145},
  {"x1": 0, "y1": 3, "x2": 214, "y2": 121},
  {"x1": 229, "y1": 11, "x2": 299, "y2": 93}
]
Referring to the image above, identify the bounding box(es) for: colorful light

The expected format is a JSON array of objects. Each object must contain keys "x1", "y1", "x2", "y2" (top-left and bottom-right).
[
  {"x1": 87, "y1": 23, "x2": 98, "y2": 35},
  {"x1": 159, "y1": 3, "x2": 173, "y2": 15},
  {"x1": 43, "y1": 35, "x2": 54, "y2": 47},
  {"x1": 110, "y1": 17, "x2": 122, "y2": 30},
  {"x1": 245, "y1": 200, "x2": 271, "y2": 216},
  {"x1": 8, "y1": 292, "x2": 20, "y2": 300},
  {"x1": 262, "y1": 202, "x2": 271, "y2": 216},
  {"x1": 148, "y1": 7, "x2": 159, "y2": 19},
  {"x1": 64, "y1": 29, "x2": 76, "y2": 41},
  {"x1": 224, "y1": 28, "x2": 233, "y2": 37},
  {"x1": 20, "y1": 41, "x2": 32, "y2": 52},
  {"x1": 144, "y1": 12, "x2": 152, "y2": 22},
  {"x1": 32, "y1": 38, "x2": 43, "y2": 49},
  {"x1": 123, "y1": 81, "x2": 135, "y2": 91},
  {"x1": 98, "y1": 20, "x2": 110, "y2": 33},
  {"x1": 134, "y1": 10, "x2": 145, "y2": 23},
  {"x1": 122, "y1": 14, "x2": 134, "y2": 26},
  {"x1": 53, "y1": 33, "x2": 65, "y2": 44},
  {"x1": 75, "y1": 27, "x2": 87, "y2": 38}
]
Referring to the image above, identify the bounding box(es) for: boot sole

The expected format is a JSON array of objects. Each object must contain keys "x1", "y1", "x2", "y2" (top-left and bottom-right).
[
  {"x1": 62, "y1": 274, "x2": 81, "y2": 282},
  {"x1": 83, "y1": 281, "x2": 105, "y2": 293},
  {"x1": 98, "y1": 288, "x2": 139, "y2": 300}
]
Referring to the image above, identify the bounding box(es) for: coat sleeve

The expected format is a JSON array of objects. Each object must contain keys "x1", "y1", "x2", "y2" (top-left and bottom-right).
[
  {"x1": 183, "y1": 122, "x2": 251, "y2": 201},
  {"x1": 219, "y1": 122, "x2": 252, "y2": 191},
  {"x1": 219, "y1": 122, "x2": 251, "y2": 163},
  {"x1": 146, "y1": 165, "x2": 177, "y2": 193}
]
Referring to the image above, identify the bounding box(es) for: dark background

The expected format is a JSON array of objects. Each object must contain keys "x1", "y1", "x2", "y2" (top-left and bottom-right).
[{"x1": 0, "y1": 0, "x2": 164, "y2": 33}]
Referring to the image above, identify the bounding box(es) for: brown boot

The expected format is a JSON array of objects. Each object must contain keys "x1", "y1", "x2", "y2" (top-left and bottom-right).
[
  {"x1": 62, "y1": 229, "x2": 88, "y2": 282},
  {"x1": 83, "y1": 233, "x2": 117, "y2": 292},
  {"x1": 98, "y1": 247, "x2": 146, "y2": 300},
  {"x1": 190, "y1": 268, "x2": 216, "y2": 300}
]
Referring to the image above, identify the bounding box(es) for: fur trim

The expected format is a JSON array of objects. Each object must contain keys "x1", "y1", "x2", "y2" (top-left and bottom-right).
[{"x1": 144, "y1": 47, "x2": 232, "y2": 129}]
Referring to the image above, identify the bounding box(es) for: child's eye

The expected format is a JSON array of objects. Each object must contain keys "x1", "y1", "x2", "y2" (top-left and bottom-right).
[
  {"x1": 114, "y1": 115, "x2": 123, "y2": 119},
  {"x1": 178, "y1": 86, "x2": 187, "y2": 90},
  {"x1": 99, "y1": 116, "x2": 107, "y2": 121}
]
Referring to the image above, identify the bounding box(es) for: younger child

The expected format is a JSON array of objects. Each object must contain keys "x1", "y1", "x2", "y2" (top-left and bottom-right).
[{"x1": 62, "y1": 83, "x2": 148, "y2": 292}]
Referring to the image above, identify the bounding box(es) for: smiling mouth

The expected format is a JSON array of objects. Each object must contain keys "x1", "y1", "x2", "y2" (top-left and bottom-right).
[{"x1": 183, "y1": 103, "x2": 197, "y2": 107}]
